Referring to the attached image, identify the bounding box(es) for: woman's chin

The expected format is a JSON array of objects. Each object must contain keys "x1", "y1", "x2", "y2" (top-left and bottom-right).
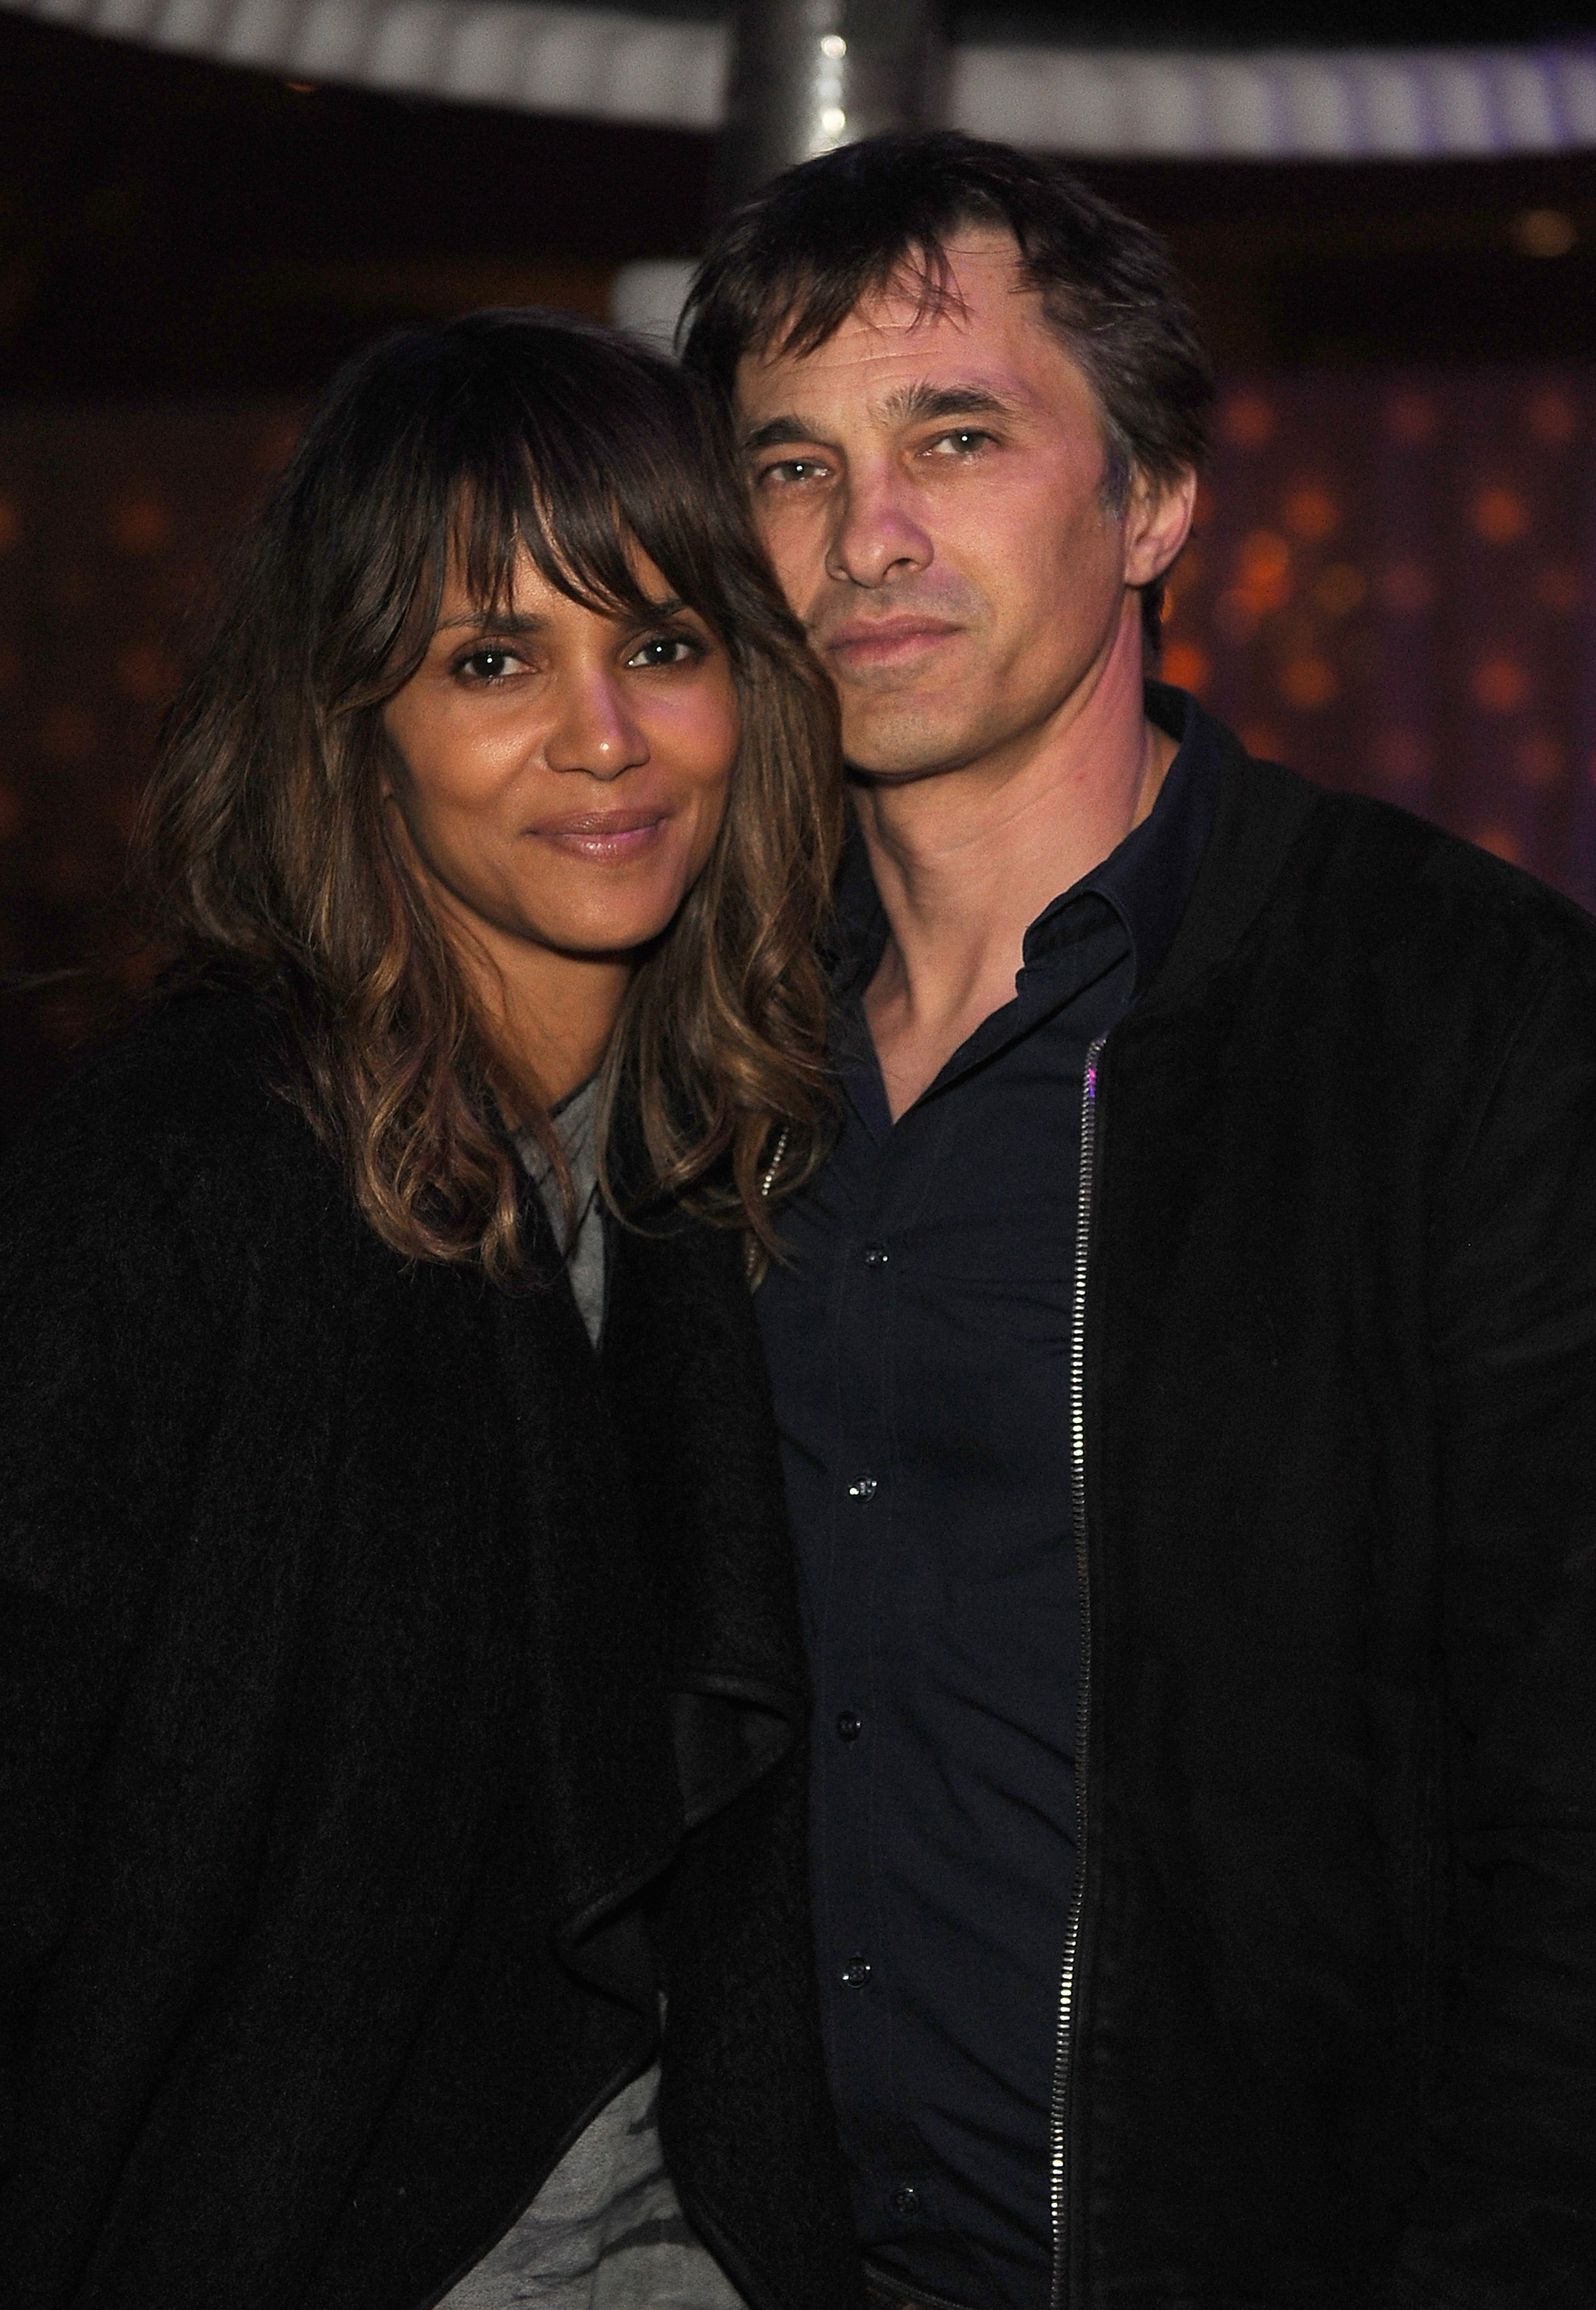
[
  {"x1": 526, "y1": 901, "x2": 689, "y2": 962},
  {"x1": 524, "y1": 875, "x2": 700, "y2": 961}
]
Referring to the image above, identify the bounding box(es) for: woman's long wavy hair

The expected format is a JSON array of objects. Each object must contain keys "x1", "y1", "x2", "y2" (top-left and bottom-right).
[{"x1": 138, "y1": 309, "x2": 841, "y2": 1277}]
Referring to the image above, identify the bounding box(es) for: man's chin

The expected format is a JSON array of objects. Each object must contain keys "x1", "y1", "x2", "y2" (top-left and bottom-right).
[{"x1": 840, "y1": 715, "x2": 988, "y2": 787}]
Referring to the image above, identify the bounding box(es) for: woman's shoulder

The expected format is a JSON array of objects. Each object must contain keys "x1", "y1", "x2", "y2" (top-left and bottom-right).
[{"x1": 1, "y1": 979, "x2": 340, "y2": 1258}]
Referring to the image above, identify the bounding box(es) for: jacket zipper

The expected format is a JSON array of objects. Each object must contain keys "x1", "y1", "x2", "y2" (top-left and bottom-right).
[
  {"x1": 746, "y1": 1127, "x2": 791, "y2": 1281},
  {"x1": 1050, "y1": 1031, "x2": 1107, "y2": 2310}
]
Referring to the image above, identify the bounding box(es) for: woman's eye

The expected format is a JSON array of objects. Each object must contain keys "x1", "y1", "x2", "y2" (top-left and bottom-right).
[
  {"x1": 626, "y1": 634, "x2": 701, "y2": 669},
  {"x1": 457, "y1": 646, "x2": 522, "y2": 684}
]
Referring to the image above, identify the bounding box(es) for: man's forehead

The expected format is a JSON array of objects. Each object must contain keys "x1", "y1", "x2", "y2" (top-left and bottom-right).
[
  {"x1": 740, "y1": 233, "x2": 1037, "y2": 388},
  {"x1": 734, "y1": 259, "x2": 1080, "y2": 436}
]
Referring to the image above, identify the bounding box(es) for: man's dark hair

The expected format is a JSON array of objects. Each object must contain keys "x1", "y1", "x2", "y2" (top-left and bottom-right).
[{"x1": 681, "y1": 131, "x2": 1215, "y2": 650}]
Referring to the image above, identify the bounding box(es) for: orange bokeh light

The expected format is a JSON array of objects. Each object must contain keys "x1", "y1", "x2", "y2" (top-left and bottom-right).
[
  {"x1": 1514, "y1": 733, "x2": 1565, "y2": 789},
  {"x1": 110, "y1": 498, "x2": 172, "y2": 554},
  {"x1": 1279, "y1": 656, "x2": 1339, "y2": 711},
  {"x1": 1283, "y1": 484, "x2": 1340, "y2": 542},
  {"x1": 1221, "y1": 393, "x2": 1276, "y2": 450},
  {"x1": 1471, "y1": 657, "x2": 1531, "y2": 715},
  {"x1": 1471, "y1": 486, "x2": 1531, "y2": 545},
  {"x1": 1385, "y1": 392, "x2": 1437, "y2": 446},
  {"x1": 1160, "y1": 641, "x2": 1210, "y2": 695}
]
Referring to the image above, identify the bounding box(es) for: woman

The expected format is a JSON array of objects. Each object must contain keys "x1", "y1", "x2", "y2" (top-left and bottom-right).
[{"x1": 0, "y1": 312, "x2": 859, "y2": 2310}]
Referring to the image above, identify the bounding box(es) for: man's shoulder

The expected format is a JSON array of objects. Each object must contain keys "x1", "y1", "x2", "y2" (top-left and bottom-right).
[
  {"x1": 1182, "y1": 709, "x2": 1596, "y2": 1013},
  {"x1": 1283, "y1": 768, "x2": 1596, "y2": 998}
]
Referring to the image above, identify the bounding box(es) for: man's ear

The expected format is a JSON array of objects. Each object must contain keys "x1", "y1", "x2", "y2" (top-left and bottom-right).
[{"x1": 1123, "y1": 467, "x2": 1198, "y2": 590}]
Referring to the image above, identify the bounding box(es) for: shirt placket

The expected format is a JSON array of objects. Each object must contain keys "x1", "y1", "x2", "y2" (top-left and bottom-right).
[{"x1": 816, "y1": 1116, "x2": 910, "y2": 2184}]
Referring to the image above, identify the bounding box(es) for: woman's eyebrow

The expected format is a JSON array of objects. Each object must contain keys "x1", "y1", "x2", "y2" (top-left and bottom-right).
[
  {"x1": 433, "y1": 594, "x2": 691, "y2": 636},
  {"x1": 436, "y1": 608, "x2": 547, "y2": 634}
]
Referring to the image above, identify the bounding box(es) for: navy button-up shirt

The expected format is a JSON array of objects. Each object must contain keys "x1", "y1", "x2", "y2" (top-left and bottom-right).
[{"x1": 757, "y1": 691, "x2": 1216, "y2": 2310}]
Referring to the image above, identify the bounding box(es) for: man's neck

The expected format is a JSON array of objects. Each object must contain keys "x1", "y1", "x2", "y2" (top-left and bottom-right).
[{"x1": 855, "y1": 609, "x2": 1173, "y2": 1123}]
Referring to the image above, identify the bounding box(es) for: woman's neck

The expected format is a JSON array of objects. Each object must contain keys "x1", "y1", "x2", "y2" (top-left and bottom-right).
[{"x1": 447, "y1": 905, "x2": 632, "y2": 1107}]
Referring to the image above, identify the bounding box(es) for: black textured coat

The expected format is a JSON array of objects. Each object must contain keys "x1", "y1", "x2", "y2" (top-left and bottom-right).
[
  {"x1": 0, "y1": 989, "x2": 864, "y2": 2310},
  {"x1": 1068, "y1": 715, "x2": 1596, "y2": 2306}
]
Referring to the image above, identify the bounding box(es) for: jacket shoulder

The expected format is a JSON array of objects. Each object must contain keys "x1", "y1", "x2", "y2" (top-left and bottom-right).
[
  {"x1": 1285, "y1": 776, "x2": 1596, "y2": 1001},
  {"x1": 25, "y1": 981, "x2": 299, "y2": 1142},
  {"x1": 1180, "y1": 707, "x2": 1596, "y2": 1005},
  {"x1": 0, "y1": 984, "x2": 343, "y2": 1274}
]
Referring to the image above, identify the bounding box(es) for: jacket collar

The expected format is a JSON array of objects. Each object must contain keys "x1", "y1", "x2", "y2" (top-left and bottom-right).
[
  {"x1": 1138, "y1": 711, "x2": 1320, "y2": 1014},
  {"x1": 828, "y1": 681, "x2": 1256, "y2": 1009}
]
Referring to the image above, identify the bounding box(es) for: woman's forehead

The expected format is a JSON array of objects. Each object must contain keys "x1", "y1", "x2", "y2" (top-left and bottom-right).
[
  {"x1": 432, "y1": 531, "x2": 685, "y2": 626},
  {"x1": 442, "y1": 507, "x2": 674, "y2": 608}
]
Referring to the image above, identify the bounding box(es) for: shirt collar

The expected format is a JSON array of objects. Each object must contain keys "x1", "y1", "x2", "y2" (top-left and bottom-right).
[{"x1": 830, "y1": 681, "x2": 1219, "y2": 999}]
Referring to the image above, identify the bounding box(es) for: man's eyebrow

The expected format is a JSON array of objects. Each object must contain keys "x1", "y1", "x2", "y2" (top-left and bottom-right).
[
  {"x1": 878, "y1": 382, "x2": 1016, "y2": 425},
  {"x1": 742, "y1": 416, "x2": 825, "y2": 456},
  {"x1": 741, "y1": 384, "x2": 1018, "y2": 457}
]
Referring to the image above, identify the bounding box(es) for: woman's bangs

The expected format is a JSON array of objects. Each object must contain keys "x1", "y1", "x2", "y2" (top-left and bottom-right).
[
  {"x1": 444, "y1": 430, "x2": 682, "y2": 631},
  {"x1": 447, "y1": 384, "x2": 724, "y2": 638}
]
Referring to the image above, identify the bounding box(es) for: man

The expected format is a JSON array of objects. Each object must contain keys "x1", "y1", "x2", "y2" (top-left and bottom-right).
[{"x1": 681, "y1": 133, "x2": 1596, "y2": 2310}]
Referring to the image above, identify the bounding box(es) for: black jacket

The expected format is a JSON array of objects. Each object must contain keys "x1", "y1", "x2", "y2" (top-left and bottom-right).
[
  {"x1": 1067, "y1": 715, "x2": 1596, "y2": 2306},
  {"x1": 0, "y1": 989, "x2": 864, "y2": 2310}
]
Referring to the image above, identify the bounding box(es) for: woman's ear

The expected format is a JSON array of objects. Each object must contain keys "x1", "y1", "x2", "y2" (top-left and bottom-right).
[{"x1": 376, "y1": 715, "x2": 410, "y2": 805}]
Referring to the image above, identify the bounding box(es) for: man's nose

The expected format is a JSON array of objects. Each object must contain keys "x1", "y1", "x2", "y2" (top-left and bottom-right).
[
  {"x1": 542, "y1": 670, "x2": 650, "y2": 779},
  {"x1": 824, "y1": 468, "x2": 932, "y2": 589}
]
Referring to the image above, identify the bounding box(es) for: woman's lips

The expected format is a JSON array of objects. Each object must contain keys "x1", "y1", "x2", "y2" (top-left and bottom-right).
[{"x1": 527, "y1": 808, "x2": 669, "y2": 861}]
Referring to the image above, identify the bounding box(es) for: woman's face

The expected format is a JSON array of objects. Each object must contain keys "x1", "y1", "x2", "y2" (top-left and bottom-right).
[{"x1": 383, "y1": 540, "x2": 738, "y2": 967}]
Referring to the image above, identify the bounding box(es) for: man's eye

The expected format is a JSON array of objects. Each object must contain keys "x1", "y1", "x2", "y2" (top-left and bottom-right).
[
  {"x1": 626, "y1": 634, "x2": 701, "y2": 669},
  {"x1": 760, "y1": 457, "x2": 829, "y2": 488},
  {"x1": 927, "y1": 430, "x2": 993, "y2": 457}
]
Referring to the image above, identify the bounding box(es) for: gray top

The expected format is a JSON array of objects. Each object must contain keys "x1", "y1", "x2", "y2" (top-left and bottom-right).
[
  {"x1": 438, "y1": 2063, "x2": 745, "y2": 2309},
  {"x1": 438, "y1": 1086, "x2": 746, "y2": 2310},
  {"x1": 514, "y1": 1072, "x2": 607, "y2": 1348}
]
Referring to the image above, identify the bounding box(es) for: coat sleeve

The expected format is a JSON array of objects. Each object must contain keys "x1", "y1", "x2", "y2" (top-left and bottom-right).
[
  {"x1": 0, "y1": 1110, "x2": 222, "y2": 2185},
  {"x1": 1396, "y1": 942, "x2": 1596, "y2": 2305}
]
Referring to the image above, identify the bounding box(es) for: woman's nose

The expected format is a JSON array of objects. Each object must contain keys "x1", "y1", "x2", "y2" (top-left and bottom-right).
[{"x1": 543, "y1": 670, "x2": 651, "y2": 779}]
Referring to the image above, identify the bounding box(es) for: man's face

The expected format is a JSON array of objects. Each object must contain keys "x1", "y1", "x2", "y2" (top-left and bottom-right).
[{"x1": 736, "y1": 231, "x2": 1181, "y2": 783}]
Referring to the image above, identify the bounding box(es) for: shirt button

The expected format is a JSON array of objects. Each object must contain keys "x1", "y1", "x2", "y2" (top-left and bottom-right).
[
  {"x1": 862, "y1": 1244, "x2": 890, "y2": 1267},
  {"x1": 847, "y1": 1475, "x2": 878, "y2": 1500},
  {"x1": 891, "y1": 2184, "x2": 922, "y2": 2220},
  {"x1": 838, "y1": 1955, "x2": 872, "y2": 1988},
  {"x1": 835, "y1": 1709, "x2": 863, "y2": 1742}
]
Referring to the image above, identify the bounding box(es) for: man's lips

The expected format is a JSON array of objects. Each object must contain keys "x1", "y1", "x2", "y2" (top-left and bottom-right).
[
  {"x1": 527, "y1": 807, "x2": 669, "y2": 859},
  {"x1": 821, "y1": 618, "x2": 962, "y2": 669}
]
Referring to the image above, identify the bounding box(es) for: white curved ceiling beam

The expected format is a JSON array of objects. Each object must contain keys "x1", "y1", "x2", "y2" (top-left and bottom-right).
[
  {"x1": 8, "y1": 0, "x2": 1596, "y2": 158},
  {"x1": 951, "y1": 38, "x2": 1596, "y2": 158}
]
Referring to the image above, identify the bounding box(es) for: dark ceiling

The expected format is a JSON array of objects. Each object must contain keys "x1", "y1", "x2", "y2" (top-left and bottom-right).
[{"x1": 0, "y1": 8, "x2": 1593, "y2": 399}]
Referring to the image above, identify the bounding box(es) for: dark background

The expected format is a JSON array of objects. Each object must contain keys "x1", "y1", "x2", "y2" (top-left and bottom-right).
[
  {"x1": 2, "y1": 5, "x2": 1594, "y2": 1140},
  {"x1": 4, "y1": 11, "x2": 1596, "y2": 390}
]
